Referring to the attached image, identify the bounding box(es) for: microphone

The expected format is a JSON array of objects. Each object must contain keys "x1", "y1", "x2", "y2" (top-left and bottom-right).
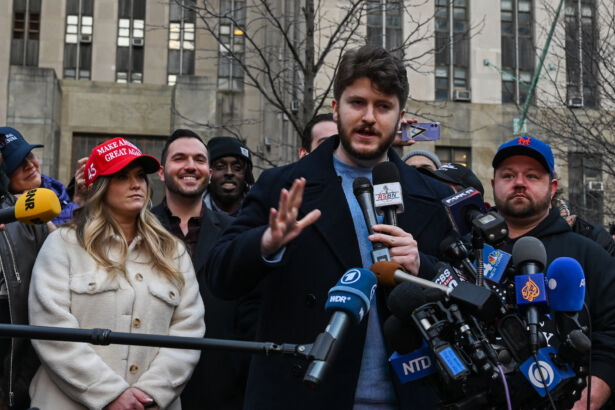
[
  {"x1": 512, "y1": 237, "x2": 548, "y2": 354},
  {"x1": 519, "y1": 346, "x2": 576, "y2": 398},
  {"x1": 546, "y1": 257, "x2": 591, "y2": 359},
  {"x1": 480, "y1": 244, "x2": 512, "y2": 284},
  {"x1": 383, "y1": 315, "x2": 423, "y2": 354},
  {"x1": 441, "y1": 187, "x2": 508, "y2": 243},
  {"x1": 303, "y1": 268, "x2": 377, "y2": 386},
  {"x1": 0, "y1": 188, "x2": 61, "y2": 224},
  {"x1": 546, "y1": 257, "x2": 585, "y2": 312},
  {"x1": 352, "y1": 177, "x2": 391, "y2": 262},
  {"x1": 372, "y1": 162, "x2": 404, "y2": 226},
  {"x1": 385, "y1": 283, "x2": 437, "y2": 383},
  {"x1": 371, "y1": 261, "x2": 501, "y2": 321},
  {"x1": 439, "y1": 234, "x2": 478, "y2": 282},
  {"x1": 432, "y1": 261, "x2": 466, "y2": 290}
]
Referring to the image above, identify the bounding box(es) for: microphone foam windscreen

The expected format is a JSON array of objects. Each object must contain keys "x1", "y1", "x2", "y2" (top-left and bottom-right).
[
  {"x1": 15, "y1": 188, "x2": 61, "y2": 224},
  {"x1": 383, "y1": 315, "x2": 423, "y2": 354},
  {"x1": 387, "y1": 282, "x2": 426, "y2": 322},
  {"x1": 373, "y1": 162, "x2": 400, "y2": 185},
  {"x1": 512, "y1": 236, "x2": 547, "y2": 270},
  {"x1": 371, "y1": 261, "x2": 405, "y2": 287},
  {"x1": 352, "y1": 176, "x2": 372, "y2": 196},
  {"x1": 546, "y1": 257, "x2": 586, "y2": 312},
  {"x1": 325, "y1": 268, "x2": 377, "y2": 324}
]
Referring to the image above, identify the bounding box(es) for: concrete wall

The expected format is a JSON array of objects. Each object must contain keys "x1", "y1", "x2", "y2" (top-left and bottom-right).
[
  {"x1": 6, "y1": 66, "x2": 62, "y2": 178},
  {"x1": 171, "y1": 75, "x2": 218, "y2": 139},
  {"x1": 57, "y1": 80, "x2": 173, "y2": 181}
]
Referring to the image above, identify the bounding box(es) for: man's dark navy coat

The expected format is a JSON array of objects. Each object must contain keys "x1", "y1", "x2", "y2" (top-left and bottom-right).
[{"x1": 206, "y1": 136, "x2": 454, "y2": 409}]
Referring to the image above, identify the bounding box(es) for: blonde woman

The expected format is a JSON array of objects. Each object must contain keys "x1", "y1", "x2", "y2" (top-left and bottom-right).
[{"x1": 28, "y1": 138, "x2": 205, "y2": 410}]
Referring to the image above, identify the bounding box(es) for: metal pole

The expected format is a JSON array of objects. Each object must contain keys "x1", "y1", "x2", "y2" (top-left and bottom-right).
[{"x1": 518, "y1": 0, "x2": 565, "y2": 127}]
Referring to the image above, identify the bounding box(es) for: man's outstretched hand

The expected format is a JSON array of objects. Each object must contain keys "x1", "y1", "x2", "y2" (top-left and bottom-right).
[{"x1": 260, "y1": 178, "x2": 321, "y2": 258}]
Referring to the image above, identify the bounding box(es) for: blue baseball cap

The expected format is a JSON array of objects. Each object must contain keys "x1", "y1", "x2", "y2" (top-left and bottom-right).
[
  {"x1": 0, "y1": 126, "x2": 44, "y2": 175},
  {"x1": 492, "y1": 136, "x2": 555, "y2": 178}
]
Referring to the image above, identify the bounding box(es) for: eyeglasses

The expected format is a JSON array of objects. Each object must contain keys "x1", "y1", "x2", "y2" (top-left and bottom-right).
[{"x1": 0, "y1": 134, "x2": 6, "y2": 150}]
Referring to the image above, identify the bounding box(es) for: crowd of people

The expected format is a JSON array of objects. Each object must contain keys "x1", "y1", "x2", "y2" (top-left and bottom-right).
[{"x1": 0, "y1": 45, "x2": 613, "y2": 410}]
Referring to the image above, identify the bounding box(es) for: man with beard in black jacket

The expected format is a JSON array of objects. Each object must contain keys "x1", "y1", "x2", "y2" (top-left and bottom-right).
[
  {"x1": 491, "y1": 135, "x2": 615, "y2": 409},
  {"x1": 0, "y1": 131, "x2": 49, "y2": 409}
]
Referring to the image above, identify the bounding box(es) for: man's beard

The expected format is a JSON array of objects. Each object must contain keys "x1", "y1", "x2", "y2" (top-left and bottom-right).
[
  {"x1": 164, "y1": 171, "x2": 208, "y2": 199},
  {"x1": 337, "y1": 116, "x2": 397, "y2": 162},
  {"x1": 495, "y1": 189, "x2": 552, "y2": 220},
  {"x1": 211, "y1": 178, "x2": 245, "y2": 205}
]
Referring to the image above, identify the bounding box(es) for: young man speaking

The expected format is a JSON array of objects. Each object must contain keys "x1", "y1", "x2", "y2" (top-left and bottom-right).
[{"x1": 206, "y1": 46, "x2": 455, "y2": 409}]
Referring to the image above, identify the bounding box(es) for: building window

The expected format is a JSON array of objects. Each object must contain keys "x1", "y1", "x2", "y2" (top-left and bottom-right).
[
  {"x1": 500, "y1": 0, "x2": 534, "y2": 105},
  {"x1": 366, "y1": 0, "x2": 403, "y2": 58},
  {"x1": 10, "y1": 0, "x2": 41, "y2": 66},
  {"x1": 116, "y1": 0, "x2": 145, "y2": 83},
  {"x1": 64, "y1": 0, "x2": 94, "y2": 80},
  {"x1": 435, "y1": 0, "x2": 470, "y2": 101},
  {"x1": 167, "y1": 0, "x2": 196, "y2": 86},
  {"x1": 568, "y1": 152, "x2": 602, "y2": 224},
  {"x1": 565, "y1": 0, "x2": 596, "y2": 107},
  {"x1": 435, "y1": 146, "x2": 471, "y2": 167},
  {"x1": 217, "y1": 0, "x2": 245, "y2": 90}
]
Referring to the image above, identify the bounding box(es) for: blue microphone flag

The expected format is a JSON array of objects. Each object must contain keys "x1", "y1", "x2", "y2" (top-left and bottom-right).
[
  {"x1": 515, "y1": 273, "x2": 548, "y2": 309},
  {"x1": 326, "y1": 268, "x2": 377, "y2": 324},
  {"x1": 520, "y1": 346, "x2": 575, "y2": 397},
  {"x1": 389, "y1": 342, "x2": 436, "y2": 383}
]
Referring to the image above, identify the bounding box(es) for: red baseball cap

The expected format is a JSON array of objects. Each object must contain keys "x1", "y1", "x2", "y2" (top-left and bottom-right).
[{"x1": 85, "y1": 137, "x2": 160, "y2": 187}]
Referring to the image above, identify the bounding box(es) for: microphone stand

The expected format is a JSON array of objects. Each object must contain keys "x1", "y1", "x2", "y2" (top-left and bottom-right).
[{"x1": 0, "y1": 324, "x2": 311, "y2": 358}]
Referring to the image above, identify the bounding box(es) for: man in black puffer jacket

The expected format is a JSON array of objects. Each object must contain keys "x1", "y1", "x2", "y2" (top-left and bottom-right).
[{"x1": 491, "y1": 135, "x2": 615, "y2": 409}]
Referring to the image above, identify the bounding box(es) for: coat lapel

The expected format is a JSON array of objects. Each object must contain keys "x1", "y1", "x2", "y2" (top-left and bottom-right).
[
  {"x1": 292, "y1": 137, "x2": 362, "y2": 269},
  {"x1": 390, "y1": 152, "x2": 448, "y2": 240}
]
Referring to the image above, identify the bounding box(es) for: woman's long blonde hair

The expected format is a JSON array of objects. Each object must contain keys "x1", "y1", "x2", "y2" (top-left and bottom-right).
[{"x1": 68, "y1": 173, "x2": 185, "y2": 289}]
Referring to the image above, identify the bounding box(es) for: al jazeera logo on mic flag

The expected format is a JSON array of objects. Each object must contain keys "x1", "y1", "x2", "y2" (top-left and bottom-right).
[
  {"x1": 522, "y1": 277, "x2": 541, "y2": 302},
  {"x1": 515, "y1": 273, "x2": 548, "y2": 308}
]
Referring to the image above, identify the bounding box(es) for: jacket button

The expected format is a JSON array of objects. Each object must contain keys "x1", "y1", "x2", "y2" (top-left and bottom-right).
[
  {"x1": 88, "y1": 282, "x2": 96, "y2": 291},
  {"x1": 168, "y1": 291, "x2": 175, "y2": 299},
  {"x1": 129, "y1": 364, "x2": 139, "y2": 373},
  {"x1": 135, "y1": 273, "x2": 143, "y2": 281},
  {"x1": 133, "y1": 318, "x2": 141, "y2": 328},
  {"x1": 305, "y1": 294, "x2": 316, "y2": 308}
]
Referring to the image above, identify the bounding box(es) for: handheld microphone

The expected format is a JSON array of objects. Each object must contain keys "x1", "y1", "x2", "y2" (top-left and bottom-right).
[
  {"x1": 439, "y1": 234, "x2": 477, "y2": 282},
  {"x1": 353, "y1": 177, "x2": 391, "y2": 262},
  {"x1": 372, "y1": 162, "x2": 404, "y2": 226},
  {"x1": 0, "y1": 188, "x2": 61, "y2": 224},
  {"x1": 371, "y1": 261, "x2": 501, "y2": 321},
  {"x1": 546, "y1": 257, "x2": 591, "y2": 359},
  {"x1": 432, "y1": 261, "x2": 466, "y2": 290},
  {"x1": 512, "y1": 237, "x2": 548, "y2": 354},
  {"x1": 303, "y1": 268, "x2": 377, "y2": 386},
  {"x1": 383, "y1": 315, "x2": 423, "y2": 354},
  {"x1": 546, "y1": 257, "x2": 585, "y2": 312},
  {"x1": 442, "y1": 187, "x2": 508, "y2": 243}
]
